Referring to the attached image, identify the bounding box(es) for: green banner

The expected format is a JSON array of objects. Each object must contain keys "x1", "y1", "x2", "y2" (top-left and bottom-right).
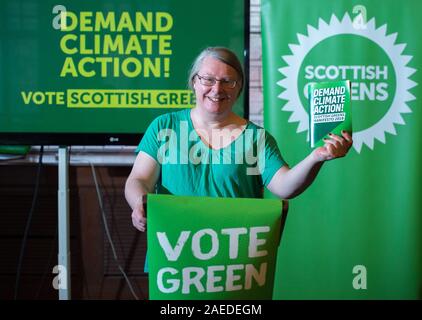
[
  {"x1": 262, "y1": 0, "x2": 422, "y2": 299},
  {"x1": 147, "y1": 194, "x2": 282, "y2": 300}
]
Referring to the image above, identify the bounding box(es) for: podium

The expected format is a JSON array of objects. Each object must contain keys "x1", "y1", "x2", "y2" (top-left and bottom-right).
[{"x1": 146, "y1": 194, "x2": 288, "y2": 300}]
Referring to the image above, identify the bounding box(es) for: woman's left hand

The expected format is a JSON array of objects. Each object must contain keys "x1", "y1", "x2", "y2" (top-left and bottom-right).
[{"x1": 312, "y1": 130, "x2": 353, "y2": 162}]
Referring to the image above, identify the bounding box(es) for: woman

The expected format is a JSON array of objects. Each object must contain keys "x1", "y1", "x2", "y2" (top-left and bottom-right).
[{"x1": 125, "y1": 47, "x2": 353, "y2": 232}]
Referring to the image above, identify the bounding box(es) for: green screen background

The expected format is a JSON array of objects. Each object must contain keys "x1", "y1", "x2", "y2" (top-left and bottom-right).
[{"x1": 0, "y1": 0, "x2": 246, "y2": 137}]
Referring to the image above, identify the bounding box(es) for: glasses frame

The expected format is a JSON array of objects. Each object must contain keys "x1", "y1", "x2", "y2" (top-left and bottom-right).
[{"x1": 195, "y1": 74, "x2": 238, "y2": 89}]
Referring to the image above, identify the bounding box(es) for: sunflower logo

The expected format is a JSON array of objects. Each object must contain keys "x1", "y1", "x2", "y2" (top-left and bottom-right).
[{"x1": 278, "y1": 13, "x2": 417, "y2": 153}]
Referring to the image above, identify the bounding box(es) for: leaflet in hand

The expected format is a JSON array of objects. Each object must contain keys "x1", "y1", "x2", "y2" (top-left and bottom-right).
[{"x1": 309, "y1": 80, "x2": 352, "y2": 148}]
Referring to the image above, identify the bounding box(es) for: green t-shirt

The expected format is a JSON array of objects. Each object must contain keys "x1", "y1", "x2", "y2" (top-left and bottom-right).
[{"x1": 136, "y1": 109, "x2": 286, "y2": 198}]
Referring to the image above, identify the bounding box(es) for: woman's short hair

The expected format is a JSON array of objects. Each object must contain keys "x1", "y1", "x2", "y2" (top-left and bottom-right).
[{"x1": 188, "y1": 47, "x2": 244, "y2": 96}]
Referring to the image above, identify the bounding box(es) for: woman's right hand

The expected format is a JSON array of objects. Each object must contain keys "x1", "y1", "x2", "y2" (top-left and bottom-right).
[
  {"x1": 131, "y1": 196, "x2": 147, "y2": 232},
  {"x1": 125, "y1": 152, "x2": 159, "y2": 232}
]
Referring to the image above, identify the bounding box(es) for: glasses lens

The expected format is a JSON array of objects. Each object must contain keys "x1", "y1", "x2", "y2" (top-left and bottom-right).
[
  {"x1": 225, "y1": 80, "x2": 237, "y2": 88},
  {"x1": 199, "y1": 76, "x2": 215, "y2": 86},
  {"x1": 197, "y1": 75, "x2": 236, "y2": 88}
]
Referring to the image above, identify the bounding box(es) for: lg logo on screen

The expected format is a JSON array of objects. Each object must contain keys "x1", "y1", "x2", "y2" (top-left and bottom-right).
[
  {"x1": 352, "y1": 265, "x2": 367, "y2": 290},
  {"x1": 52, "y1": 265, "x2": 68, "y2": 290}
]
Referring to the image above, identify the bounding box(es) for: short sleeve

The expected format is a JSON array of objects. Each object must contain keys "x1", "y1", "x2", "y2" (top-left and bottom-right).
[
  {"x1": 135, "y1": 117, "x2": 161, "y2": 161},
  {"x1": 261, "y1": 132, "x2": 287, "y2": 186}
]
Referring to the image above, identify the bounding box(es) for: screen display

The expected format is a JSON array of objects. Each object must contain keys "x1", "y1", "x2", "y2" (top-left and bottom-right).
[{"x1": 0, "y1": 0, "x2": 248, "y2": 145}]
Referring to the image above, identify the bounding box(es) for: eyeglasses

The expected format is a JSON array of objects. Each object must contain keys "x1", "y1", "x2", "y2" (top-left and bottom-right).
[{"x1": 196, "y1": 74, "x2": 237, "y2": 89}]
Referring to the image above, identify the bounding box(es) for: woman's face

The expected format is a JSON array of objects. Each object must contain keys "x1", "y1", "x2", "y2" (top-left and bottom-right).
[{"x1": 193, "y1": 56, "x2": 241, "y2": 115}]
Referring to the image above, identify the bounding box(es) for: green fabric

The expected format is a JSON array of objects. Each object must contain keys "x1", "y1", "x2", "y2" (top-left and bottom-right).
[
  {"x1": 262, "y1": 0, "x2": 422, "y2": 299},
  {"x1": 136, "y1": 109, "x2": 286, "y2": 198}
]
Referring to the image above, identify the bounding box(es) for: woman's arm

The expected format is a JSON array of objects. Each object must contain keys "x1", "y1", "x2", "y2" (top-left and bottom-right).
[
  {"x1": 267, "y1": 131, "x2": 352, "y2": 199},
  {"x1": 125, "y1": 151, "x2": 160, "y2": 231}
]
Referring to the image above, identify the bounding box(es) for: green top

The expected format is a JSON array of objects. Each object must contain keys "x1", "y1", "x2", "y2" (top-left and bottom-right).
[{"x1": 136, "y1": 109, "x2": 286, "y2": 198}]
